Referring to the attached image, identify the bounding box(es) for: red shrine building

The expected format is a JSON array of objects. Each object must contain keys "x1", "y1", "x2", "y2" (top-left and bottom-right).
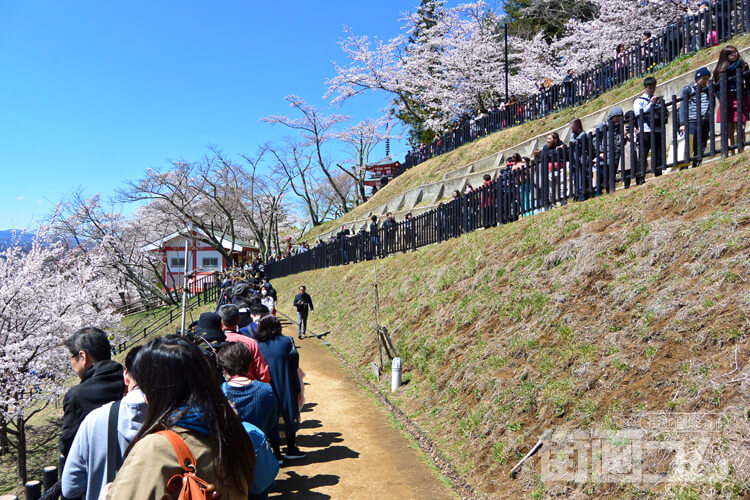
[
  {"x1": 364, "y1": 156, "x2": 402, "y2": 189},
  {"x1": 142, "y1": 228, "x2": 258, "y2": 291}
]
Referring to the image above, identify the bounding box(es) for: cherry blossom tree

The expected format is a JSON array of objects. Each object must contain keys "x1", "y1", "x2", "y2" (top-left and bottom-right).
[
  {"x1": 327, "y1": 2, "x2": 518, "y2": 135},
  {"x1": 262, "y1": 96, "x2": 353, "y2": 214},
  {"x1": 552, "y1": 0, "x2": 688, "y2": 73},
  {"x1": 118, "y1": 157, "x2": 247, "y2": 265},
  {"x1": 0, "y1": 226, "x2": 121, "y2": 482},
  {"x1": 334, "y1": 118, "x2": 393, "y2": 204},
  {"x1": 53, "y1": 191, "x2": 183, "y2": 306}
]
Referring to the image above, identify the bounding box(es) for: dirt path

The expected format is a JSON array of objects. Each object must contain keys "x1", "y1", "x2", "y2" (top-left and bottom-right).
[{"x1": 269, "y1": 321, "x2": 457, "y2": 499}]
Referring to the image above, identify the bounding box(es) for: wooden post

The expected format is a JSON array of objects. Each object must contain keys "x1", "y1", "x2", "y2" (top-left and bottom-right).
[
  {"x1": 24, "y1": 480, "x2": 41, "y2": 500},
  {"x1": 43, "y1": 466, "x2": 57, "y2": 491}
]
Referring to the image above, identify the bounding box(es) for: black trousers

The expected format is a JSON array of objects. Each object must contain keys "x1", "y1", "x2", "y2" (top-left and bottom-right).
[
  {"x1": 688, "y1": 119, "x2": 711, "y2": 165},
  {"x1": 641, "y1": 131, "x2": 664, "y2": 182}
]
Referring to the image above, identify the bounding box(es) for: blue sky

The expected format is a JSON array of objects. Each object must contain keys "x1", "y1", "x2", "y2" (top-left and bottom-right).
[{"x1": 0, "y1": 1, "x2": 447, "y2": 230}]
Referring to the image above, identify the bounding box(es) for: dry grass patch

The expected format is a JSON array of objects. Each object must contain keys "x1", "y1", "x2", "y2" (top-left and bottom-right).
[{"x1": 276, "y1": 154, "x2": 750, "y2": 498}]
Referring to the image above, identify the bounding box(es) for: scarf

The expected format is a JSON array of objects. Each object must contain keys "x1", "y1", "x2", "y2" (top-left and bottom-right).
[{"x1": 171, "y1": 406, "x2": 210, "y2": 436}]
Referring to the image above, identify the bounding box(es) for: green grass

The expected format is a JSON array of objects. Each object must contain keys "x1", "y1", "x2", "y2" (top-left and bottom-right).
[{"x1": 271, "y1": 153, "x2": 750, "y2": 497}]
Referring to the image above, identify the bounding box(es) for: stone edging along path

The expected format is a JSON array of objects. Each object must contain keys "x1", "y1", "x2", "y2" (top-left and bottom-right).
[{"x1": 276, "y1": 309, "x2": 477, "y2": 499}]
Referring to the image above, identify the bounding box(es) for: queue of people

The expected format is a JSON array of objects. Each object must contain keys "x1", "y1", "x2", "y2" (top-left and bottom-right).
[{"x1": 59, "y1": 273, "x2": 312, "y2": 498}]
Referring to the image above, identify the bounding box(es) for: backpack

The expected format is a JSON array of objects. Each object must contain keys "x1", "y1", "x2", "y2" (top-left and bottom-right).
[
  {"x1": 158, "y1": 430, "x2": 219, "y2": 500},
  {"x1": 242, "y1": 422, "x2": 280, "y2": 494},
  {"x1": 637, "y1": 96, "x2": 669, "y2": 129}
]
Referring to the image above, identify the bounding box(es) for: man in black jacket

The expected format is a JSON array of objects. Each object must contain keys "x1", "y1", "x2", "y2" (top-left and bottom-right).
[
  {"x1": 382, "y1": 212, "x2": 398, "y2": 254},
  {"x1": 293, "y1": 286, "x2": 314, "y2": 339},
  {"x1": 60, "y1": 327, "x2": 124, "y2": 462}
]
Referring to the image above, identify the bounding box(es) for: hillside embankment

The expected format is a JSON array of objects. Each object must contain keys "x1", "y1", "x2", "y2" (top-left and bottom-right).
[
  {"x1": 303, "y1": 34, "x2": 750, "y2": 244},
  {"x1": 274, "y1": 156, "x2": 749, "y2": 498}
]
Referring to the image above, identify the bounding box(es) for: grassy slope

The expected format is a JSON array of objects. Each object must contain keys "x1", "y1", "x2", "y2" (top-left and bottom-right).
[
  {"x1": 274, "y1": 156, "x2": 749, "y2": 498},
  {"x1": 303, "y1": 35, "x2": 750, "y2": 244}
]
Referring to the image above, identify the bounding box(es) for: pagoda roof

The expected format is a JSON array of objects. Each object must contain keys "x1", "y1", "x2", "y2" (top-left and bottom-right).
[{"x1": 366, "y1": 156, "x2": 401, "y2": 169}]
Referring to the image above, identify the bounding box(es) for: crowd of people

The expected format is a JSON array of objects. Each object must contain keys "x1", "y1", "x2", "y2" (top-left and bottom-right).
[
  {"x1": 402, "y1": 0, "x2": 741, "y2": 171},
  {"x1": 59, "y1": 270, "x2": 316, "y2": 499},
  {"x1": 266, "y1": 44, "x2": 750, "y2": 280}
]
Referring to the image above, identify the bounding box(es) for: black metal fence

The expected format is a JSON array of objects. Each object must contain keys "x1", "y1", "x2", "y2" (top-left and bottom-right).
[
  {"x1": 112, "y1": 272, "x2": 220, "y2": 354},
  {"x1": 399, "y1": 0, "x2": 750, "y2": 172},
  {"x1": 267, "y1": 67, "x2": 746, "y2": 280}
]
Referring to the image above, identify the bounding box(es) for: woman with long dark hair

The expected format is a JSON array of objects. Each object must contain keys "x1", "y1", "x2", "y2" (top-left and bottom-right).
[
  {"x1": 105, "y1": 335, "x2": 255, "y2": 499},
  {"x1": 254, "y1": 315, "x2": 304, "y2": 461},
  {"x1": 713, "y1": 45, "x2": 750, "y2": 154}
]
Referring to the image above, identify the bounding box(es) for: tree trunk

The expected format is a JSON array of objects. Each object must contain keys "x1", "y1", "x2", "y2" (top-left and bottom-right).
[
  {"x1": 0, "y1": 415, "x2": 9, "y2": 457},
  {"x1": 16, "y1": 417, "x2": 26, "y2": 485}
]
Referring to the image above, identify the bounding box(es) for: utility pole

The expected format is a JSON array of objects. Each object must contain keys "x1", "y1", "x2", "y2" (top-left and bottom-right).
[{"x1": 179, "y1": 227, "x2": 191, "y2": 335}]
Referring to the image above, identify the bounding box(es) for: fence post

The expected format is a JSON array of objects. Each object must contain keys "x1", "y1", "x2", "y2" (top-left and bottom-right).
[
  {"x1": 736, "y1": 65, "x2": 745, "y2": 151},
  {"x1": 43, "y1": 466, "x2": 57, "y2": 492},
  {"x1": 24, "y1": 480, "x2": 41, "y2": 500},
  {"x1": 720, "y1": 72, "x2": 729, "y2": 157}
]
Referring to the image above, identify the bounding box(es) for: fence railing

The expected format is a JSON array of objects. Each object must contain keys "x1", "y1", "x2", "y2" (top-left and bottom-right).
[
  {"x1": 267, "y1": 68, "x2": 744, "y2": 280},
  {"x1": 112, "y1": 272, "x2": 221, "y2": 354},
  {"x1": 399, "y1": 0, "x2": 750, "y2": 173}
]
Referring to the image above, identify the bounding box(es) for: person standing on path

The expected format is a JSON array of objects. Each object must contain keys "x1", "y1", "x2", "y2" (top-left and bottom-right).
[
  {"x1": 60, "y1": 327, "x2": 125, "y2": 462},
  {"x1": 255, "y1": 316, "x2": 305, "y2": 461},
  {"x1": 293, "y1": 285, "x2": 314, "y2": 339},
  {"x1": 218, "y1": 305, "x2": 271, "y2": 383}
]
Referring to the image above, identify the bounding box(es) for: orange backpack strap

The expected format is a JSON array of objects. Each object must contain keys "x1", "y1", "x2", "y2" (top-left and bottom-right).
[
  {"x1": 158, "y1": 430, "x2": 197, "y2": 470},
  {"x1": 157, "y1": 430, "x2": 220, "y2": 499}
]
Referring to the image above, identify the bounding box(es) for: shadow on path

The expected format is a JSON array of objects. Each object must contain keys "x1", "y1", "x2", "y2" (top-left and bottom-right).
[
  {"x1": 295, "y1": 431, "x2": 343, "y2": 448},
  {"x1": 282, "y1": 445, "x2": 360, "y2": 467},
  {"x1": 300, "y1": 402, "x2": 318, "y2": 413},
  {"x1": 271, "y1": 471, "x2": 339, "y2": 499},
  {"x1": 298, "y1": 418, "x2": 323, "y2": 430}
]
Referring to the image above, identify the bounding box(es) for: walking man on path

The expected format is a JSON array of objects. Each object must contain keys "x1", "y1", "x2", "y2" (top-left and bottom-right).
[{"x1": 293, "y1": 285, "x2": 314, "y2": 339}]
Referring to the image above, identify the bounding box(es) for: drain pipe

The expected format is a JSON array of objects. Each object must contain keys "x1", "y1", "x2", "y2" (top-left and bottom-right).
[{"x1": 391, "y1": 357, "x2": 402, "y2": 392}]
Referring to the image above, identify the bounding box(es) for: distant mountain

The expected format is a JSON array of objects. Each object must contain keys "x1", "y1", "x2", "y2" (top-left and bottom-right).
[{"x1": 0, "y1": 230, "x2": 35, "y2": 251}]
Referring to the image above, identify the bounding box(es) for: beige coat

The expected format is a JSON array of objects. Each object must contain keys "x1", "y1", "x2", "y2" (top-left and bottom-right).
[{"x1": 105, "y1": 426, "x2": 249, "y2": 500}]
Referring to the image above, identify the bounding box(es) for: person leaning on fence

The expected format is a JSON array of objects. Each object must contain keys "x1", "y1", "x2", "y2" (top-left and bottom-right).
[
  {"x1": 382, "y1": 211, "x2": 398, "y2": 253},
  {"x1": 541, "y1": 133, "x2": 565, "y2": 203},
  {"x1": 569, "y1": 119, "x2": 588, "y2": 201},
  {"x1": 337, "y1": 225, "x2": 351, "y2": 264},
  {"x1": 679, "y1": 67, "x2": 713, "y2": 167},
  {"x1": 62, "y1": 346, "x2": 146, "y2": 500},
  {"x1": 404, "y1": 212, "x2": 416, "y2": 251},
  {"x1": 369, "y1": 215, "x2": 380, "y2": 258},
  {"x1": 563, "y1": 69, "x2": 575, "y2": 106},
  {"x1": 293, "y1": 285, "x2": 314, "y2": 339},
  {"x1": 481, "y1": 174, "x2": 495, "y2": 228},
  {"x1": 595, "y1": 106, "x2": 630, "y2": 188},
  {"x1": 634, "y1": 76, "x2": 668, "y2": 182},
  {"x1": 60, "y1": 328, "x2": 125, "y2": 463},
  {"x1": 713, "y1": 44, "x2": 750, "y2": 155}
]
